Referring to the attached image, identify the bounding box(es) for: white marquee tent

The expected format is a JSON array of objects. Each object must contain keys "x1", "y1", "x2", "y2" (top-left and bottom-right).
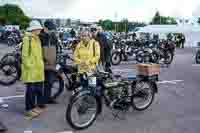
[{"x1": 136, "y1": 25, "x2": 200, "y2": 47}]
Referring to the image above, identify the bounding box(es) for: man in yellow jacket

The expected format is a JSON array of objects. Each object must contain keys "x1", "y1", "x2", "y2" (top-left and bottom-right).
[
  {"x1": 21, "y1": 20, "x2": 45, "y2": 119},
  {"x1": 74, "y1": 31, "x2": 100, "y2": 74}
]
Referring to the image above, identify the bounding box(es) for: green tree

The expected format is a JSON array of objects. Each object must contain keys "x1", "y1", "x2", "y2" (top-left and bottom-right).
[
  {"x1": 0, "y1": 4, "x2": 30, "y2": 29},
  {"x1": 121, "y1": 19, "x2": 129, "y2": 32},
  {"x1": 150, "y1": 11, "x2": 177, "y2": 25},
  {"x1": 0, "y1": 16, "x2": 6, "y2": 25},
  {"x1": 101, "y1": 19, "x2": 113, "y2": 31},
  {"x1": 151, "y1": 11, "x2": 161, "y2": 24}
]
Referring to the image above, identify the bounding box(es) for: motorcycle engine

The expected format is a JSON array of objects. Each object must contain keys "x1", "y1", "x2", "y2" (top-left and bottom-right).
[{"x1": 105, "y1": 83, "x2": 130, "y2": 110}]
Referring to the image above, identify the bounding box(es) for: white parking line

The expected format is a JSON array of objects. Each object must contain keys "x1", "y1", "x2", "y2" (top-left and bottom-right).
[
  {"x1": 192, "y1": 64, "x2": 200, "y2": 67},
  {"x1": 158, "y1": 80, "x2": 184, "y2": 84},
  {"x1": 0, "y1": 95, "x2": 24, "y2": 100},
  {"x1": 57, "y1": 131, "x2": 73, "y2": 133}
]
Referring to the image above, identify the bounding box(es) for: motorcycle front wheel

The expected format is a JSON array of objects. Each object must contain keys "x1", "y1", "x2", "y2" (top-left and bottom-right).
[
  {"x1": 50, "y1": 72, "x2": 65, "y2": 100},
  {"x1": 111, "y1": 51, "x2": 122, "y2": 65},
  {"x1": 195, "y1": 51, "x2": 200, "y2": 64},
  {"x1": 151, "y1": 52, "x2": 160, "y2": 64},
  {"x1": 164, "y1": 51, "x2": 174, "y2": 65},
  {"x1": 66, "y1": 92, "x2": 100, "y2": 130},
  {"x1": 136, "y1": 53, "x2": 144, "y2": 63}
]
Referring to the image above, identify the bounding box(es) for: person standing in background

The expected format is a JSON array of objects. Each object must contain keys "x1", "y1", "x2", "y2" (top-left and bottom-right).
[
  {"x1": 91, "y1": 27, "x2": 112, "y2": 73},
  {"x1": 70, "y1": 28, "x2": 76, "y2": 38}
]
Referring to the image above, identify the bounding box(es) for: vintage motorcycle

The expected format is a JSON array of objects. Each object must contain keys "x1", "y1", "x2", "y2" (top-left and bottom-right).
[
  {"x1": 66, "y1": 71, "x2": 158, "y2": 130},
  {"x1": 111, "y1": 39, "x2": 128, "y2": 65},
  {"x1": 195, "y1": 42, "x2": 200, "y2": 64}
]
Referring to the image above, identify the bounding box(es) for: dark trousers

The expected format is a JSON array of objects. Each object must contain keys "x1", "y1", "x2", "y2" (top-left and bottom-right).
[
  {"x1": 25, "y1": 82, "x2": 44, "y2": 111},
  {"x1": 44, "y1": 70, "x2": 55, "y2": 103}
]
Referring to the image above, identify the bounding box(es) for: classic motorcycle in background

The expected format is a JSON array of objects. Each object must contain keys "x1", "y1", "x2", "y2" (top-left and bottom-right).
[{"x1": 195, "y1": 42, "x2": 200, "y2": 64}]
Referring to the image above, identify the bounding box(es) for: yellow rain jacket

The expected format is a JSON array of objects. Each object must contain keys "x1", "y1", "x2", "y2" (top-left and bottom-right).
[
  {"x1": 21, "y1": 32, "x2": 45, "y2": 83},
  {"x1": 74, "y1": 39, "x2": 100, "y2": 73}
]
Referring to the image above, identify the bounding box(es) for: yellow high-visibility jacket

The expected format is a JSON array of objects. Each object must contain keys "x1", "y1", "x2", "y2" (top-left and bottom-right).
[
  {"x1": 21, "y1": 32, "x2": 45, "y2": 83},
  {"x1": 74, "y1": 39, "x2": 100, "y2": 73}
]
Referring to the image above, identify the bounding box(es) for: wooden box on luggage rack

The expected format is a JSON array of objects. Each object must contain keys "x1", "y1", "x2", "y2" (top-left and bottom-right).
[{"x1": 136, "y1": 63, "x2": 160, "y2": 76}]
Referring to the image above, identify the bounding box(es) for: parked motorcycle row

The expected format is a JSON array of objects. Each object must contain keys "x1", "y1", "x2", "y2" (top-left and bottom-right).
[
  {"x1": 111, "y1": 34, "x2": 176, "y2": 65},
  {"x1": 0, "y1": 29, "x2": 22, "y2": 46}
]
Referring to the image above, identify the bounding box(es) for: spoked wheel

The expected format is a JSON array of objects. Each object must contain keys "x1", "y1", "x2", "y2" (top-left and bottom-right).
[
  {"x1": 196, "y1": 51, "x2": 200, "y2": 64},
  {"x1": 50, "y1": 73, "x2": 64, "y2": 100},
  {"x1": 144, "y1": 55, "x2": 150, "y2": 63},
  {"x1": 7, "y1": 39, "x2": 15, "y2": 46},
  {"x1": 136, "y1": 54, "x2": 144, "y2": 63},
  {"x1": 66, "y1": 93, "x2": 100, "y2": 130},
  {"x1": 151, "y1": 52, "x2": 160, "y2": 64},
  {"x1": 1, "y1": 53, "x2": 16, "y2": 64},
  {"x1": 111, "y1": 52, "x2": 121, "y2": 65},
  {"x1": 0, "y1": 63, "x2": 19, "y2": 85},
  {"x1": 132, "y1": 82, "x2": 155, "y2": 111},
  {"x1": 164, "y1": 51, "x2": 173, "y2": 65}
]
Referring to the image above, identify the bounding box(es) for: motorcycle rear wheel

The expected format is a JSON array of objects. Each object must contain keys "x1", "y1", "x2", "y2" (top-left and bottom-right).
[{"x1": 131, "y1": 82, "x2": 155, "y2": 111}]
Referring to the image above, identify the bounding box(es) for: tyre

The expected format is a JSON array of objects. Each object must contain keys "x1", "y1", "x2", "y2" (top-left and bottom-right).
[
  {"x1": 122, "y1": 53, "x2": 128, "y2": 61},
  {"x1": 50, "y1": 73, "x2": 65, "y2": 100},
  {"x1": 196, "y1": 51, "x2": 200, "y2": 64},
  {"x1": 0, "y1": 62, "x2": 19, "y2": 86},
  {"x1": 136, "y1": 53, "x2": 144, "y2": 63},
  {"x1": 144, "y1": 54, "x2": 151, "y2": 63},
  {"x1": 131, "y1": 82, "x2": 155, "y2": 111},
  {"x1": 111, "y1": 52, "x2": 122, "y2": 65},
  {"x1": 164, "y1": 51, "x2": 174, "y2": 65},
  {"x1": 1, "y1": 53, "x2": 16, "y2": 64},
  {"x1": 7, "y1": 38, "x2": 15, "y2": 46},
  {"x1": 66, "y1": 91, "x2": 100, "y2": 130},
  {"x1": 151, "y1": 52, "x2": 160, "y2": 63},
  {"x1": 126, "y1": 46, "x2": 133, "y2": 56}
]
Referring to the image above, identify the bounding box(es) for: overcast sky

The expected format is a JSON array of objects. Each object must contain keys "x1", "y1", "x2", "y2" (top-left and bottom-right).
[{"x1": 1, "y1": 0, "x2": 200, "y2": 22}]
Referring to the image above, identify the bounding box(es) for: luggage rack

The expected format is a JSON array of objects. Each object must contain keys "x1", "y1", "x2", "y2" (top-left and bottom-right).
[{"x1": 119, "y1": 74, "x2": 159, "y2": 82}]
